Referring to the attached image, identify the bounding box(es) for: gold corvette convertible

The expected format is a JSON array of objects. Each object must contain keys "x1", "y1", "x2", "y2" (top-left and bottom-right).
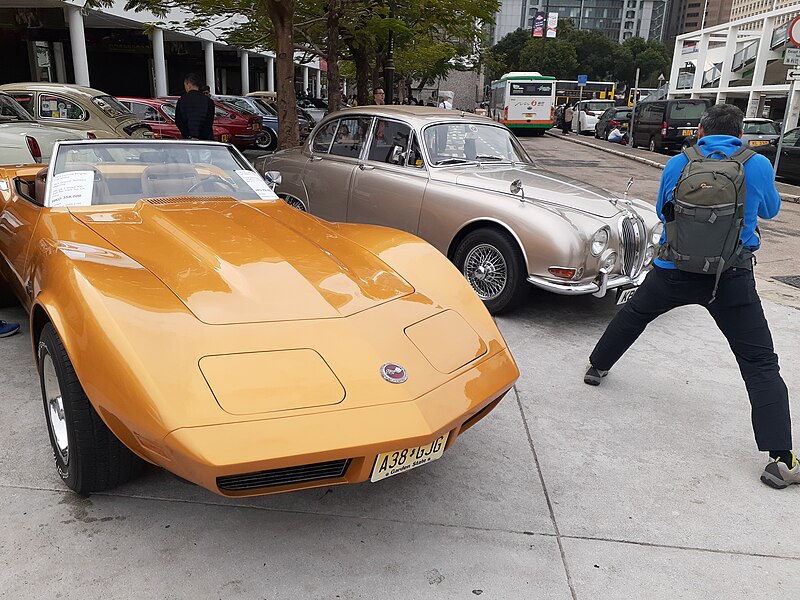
[{"x1": 0, "y1": 140, "x2": 518, "y2": 497}]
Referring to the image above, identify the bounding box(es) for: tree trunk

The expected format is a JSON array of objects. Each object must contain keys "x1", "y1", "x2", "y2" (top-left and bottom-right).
[
  {"x1": 351, "y1": 43, "x2": 370, "y2": 106},
  {"x1": 265, "y1": 0, "x2": 299, "y2": 149},
  {"x1": 325, "y1": 0, "x2": 342, "y2": 114}
]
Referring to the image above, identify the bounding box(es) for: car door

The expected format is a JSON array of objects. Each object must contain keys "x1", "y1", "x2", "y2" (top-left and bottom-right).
[
  {"x1": 0, "y1": 178, "x2": 43, "y2": 305},
  {"x1": 348, "y1": 118, "x2": 428, "y2": 234},
  {"x1": 777, "y1": 128, "x2": 800, "y2": 180},
  {"x1": 302, "y1": 116, "x2": 372, "y2": 222}
]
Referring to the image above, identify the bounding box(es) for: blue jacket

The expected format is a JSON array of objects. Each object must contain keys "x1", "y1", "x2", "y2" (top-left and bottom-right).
[{"x1": 655, "y1": 135, "x2": 781, "y2": 269}]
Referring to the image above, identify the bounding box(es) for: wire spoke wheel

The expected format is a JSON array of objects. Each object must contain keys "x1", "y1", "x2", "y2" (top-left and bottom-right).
[{"x1": 463, "y1": 243, "x2": 508, "y2": 300}]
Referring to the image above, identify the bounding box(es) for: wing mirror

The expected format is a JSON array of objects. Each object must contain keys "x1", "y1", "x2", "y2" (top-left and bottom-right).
[
  {"x1": 264, "y1": 170, "x2": 282, "y2": 190},
  {"x1": 389, "y1": 145, "x2": 406, "y2": 165},
  {"x1": 510, "y1": 179, "x2": 527, "y2": 203}
]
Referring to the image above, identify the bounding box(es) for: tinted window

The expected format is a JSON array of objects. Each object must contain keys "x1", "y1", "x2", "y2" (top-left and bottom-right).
[
  {"x1": 8, "y1": 94, "x2": 34, "y2": 117},
  {"x1": 743, "y1": 121, "x2": 779, "y2": 135},
  {"x1": 509, "y1": 82, "x2": 552, "y2": 96},
  {"x1": 615, "y1": 108, "x2": 632, "y2": 118},
  {"x1": 312, "y1": 120, "x2": 338, "y2": 153},
  {"x1": 329, "y1": 117, "x2": 371, "y2": 158},
  {"x1": 583, "y1": 101, "x2": 614, "y2": 112},
  {"x1": 783, "y1": 128, "x2": 800, "y2": 146},
  {"x1": 668, "y1": 101, "x2": 707, "y2": 121},
  {"x1": 367, "y1": 119, "x2": 412, "y2": 164},
  {"x1": 40, "y1": 94, "x2": 85, "y2": 120}
]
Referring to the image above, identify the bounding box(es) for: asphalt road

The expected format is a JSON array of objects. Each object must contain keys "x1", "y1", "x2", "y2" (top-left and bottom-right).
[{"x1": 3, "y1": 139, "x2": 800, "y2": 598}]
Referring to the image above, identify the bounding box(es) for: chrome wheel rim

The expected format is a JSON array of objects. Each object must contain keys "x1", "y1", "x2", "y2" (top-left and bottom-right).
[
  {"x1": 463, "y1": 243, "x2": 507, "y2": 301},
  {"x1": 42, "y1": 353, "x2": 68, "y2": 465}
]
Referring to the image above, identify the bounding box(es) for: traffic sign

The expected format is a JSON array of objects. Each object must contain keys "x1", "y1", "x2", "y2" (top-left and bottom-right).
[
  {"x1": 786, "y1": 47, "x2": 800, "y2": 65},
  {"x1": 788, "y1": 69, "x2": 800, "y2": 81},
  {"x1": 790, "y1": 15, "x2": 800, "y2": 48},
  {"x1": 577, "y1": 74, "x2": 588, "y2": 87}
]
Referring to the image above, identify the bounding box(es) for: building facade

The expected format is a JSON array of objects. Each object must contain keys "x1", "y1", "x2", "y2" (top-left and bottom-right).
[
  {"x1": 663, "y1": 0, "x2": 734, "y2": 42},
  {"x1": 730, "y1": 0, "x2": 799, "y2": 29}
]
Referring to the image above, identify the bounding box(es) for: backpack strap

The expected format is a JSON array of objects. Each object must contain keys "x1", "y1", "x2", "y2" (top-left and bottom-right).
[
  {"x1": 682, "y1": 144, "x2": 704, "y2": 162},
  {"x1": 729, "y1": 146, "x2": 756, "y2": 165}
]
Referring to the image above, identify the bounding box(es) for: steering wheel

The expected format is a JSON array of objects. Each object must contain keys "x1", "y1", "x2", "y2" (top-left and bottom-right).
[{"x1": 186, "y1": 174, "x2": 237, "y2": 194}]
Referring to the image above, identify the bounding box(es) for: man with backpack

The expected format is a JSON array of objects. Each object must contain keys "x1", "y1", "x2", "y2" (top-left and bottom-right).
[{"x1": 583, "y1": 104, "x2": 796, "y2": 489}]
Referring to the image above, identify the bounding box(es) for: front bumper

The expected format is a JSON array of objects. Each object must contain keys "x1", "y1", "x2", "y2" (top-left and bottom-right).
[
  {"x1": 527, "y1": 269, "x2": 649, "y2": 297},
  {"x1": 160, "y1": 347, "x2": 518, "y2": 497}
]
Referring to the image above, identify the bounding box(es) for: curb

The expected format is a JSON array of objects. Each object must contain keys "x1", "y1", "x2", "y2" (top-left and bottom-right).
[{"x1": 544, "y1": 130, "x2": 800, "y2": 204}]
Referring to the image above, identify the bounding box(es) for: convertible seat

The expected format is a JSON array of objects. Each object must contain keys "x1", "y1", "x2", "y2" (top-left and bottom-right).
[
  {"x1": 60, "y1": 163, "x2": 111, "y2": 205},
  {"x1": 141, "y1": 163, "x2": 202, "y2": 198}
]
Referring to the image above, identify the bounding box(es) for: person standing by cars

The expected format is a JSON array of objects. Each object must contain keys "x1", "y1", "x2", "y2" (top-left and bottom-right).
[
  {"x1": 372, "y1": 88, "x2": 386, "y2": 105},
  {"x1": 562, "y1": 105, "x2": 574, "y2": 134},
  {"x1": 583, "y1": 104, "x2": 797, "y2": 489},
  {"x1": 175, "y1": 73, "x2": 215, "y2": 141}
]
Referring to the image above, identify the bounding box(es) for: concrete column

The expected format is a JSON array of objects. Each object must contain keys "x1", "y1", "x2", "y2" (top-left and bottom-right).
[
  {"x1": 152, "y1": 28, "x2": 168, "y2": 97},
  {"x1": 669, "y1": 39, "x2": 684, "y2": 97},
  {"x1": 746, "y1": 16, "x2": 776, "y2": 117},
  {"x1": 715, "y1": 92, "x2": 727, "y2": 104},
  {"x1": 267, "y1": 56, "x2": 274, "y2": 92},
  {"x1": 717, "y1": 25, "x2": 739, "y2": 93},
  {"x1": 203, "y1": 40, "x2": 215, "y2": 95},
  {"x1": 786, "y1": 82, "x2": 800, "y2": 130},
  {"x1": 220, "y1": 68, "x2": 227, "y2": 95},
  {"x1": 65, "y1": 5, "x2": 89, "y2": 86},
  {"x1": 691, "y1": 32, "x2": 711, "y2": 98},
  {"x1": 315, "y1": 69, "x2": 322, "y2": 98},
  {"x1": 240, "y1": 51, "x2": 250, "y2": 95},
  {"x1": 302, "y1": 65, "x2": 309, "y2": 95},
  {"x1": 53, "y1": 42, "x2": 67, "y2": 83}
]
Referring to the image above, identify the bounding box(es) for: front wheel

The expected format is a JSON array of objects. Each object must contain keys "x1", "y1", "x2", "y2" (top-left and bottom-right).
[
  {"x1": 648, "y1": 137, "x2": 657, "y2": 153},
  {"x1": 453, "y1": 228, "x2": 528, "y2": 314},
  {"x1": 39, "y1": 323, "x2": 144, "y2": 495},
  {"x1": 254, "y1": 128, "x2": 277, "y2": 151}
]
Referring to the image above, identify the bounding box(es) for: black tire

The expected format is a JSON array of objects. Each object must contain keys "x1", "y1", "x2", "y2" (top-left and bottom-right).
[
  {"x1": 648, "y1": 137, "x2": 657, "y2": 153},
  {"x1": 39, "y1": 323, "x2": 144, "y2": 495},
  {"x1": 254, "y1": 128, "x2": 277, "y2": 151},
  {"x1": 453, "y1": 228, "x2": 528, "y2": 315}
]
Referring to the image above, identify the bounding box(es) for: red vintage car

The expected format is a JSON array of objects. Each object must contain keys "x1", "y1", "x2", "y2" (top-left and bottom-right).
[
  {"x1": 117, "y1": 97, "x2": 231, "y2": 144},
  {"x1": 159, "y1": 96, "x2": 262, "y2": 150}
]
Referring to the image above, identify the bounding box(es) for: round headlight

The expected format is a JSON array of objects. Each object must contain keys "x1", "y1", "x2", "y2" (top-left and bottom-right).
[
  {"x1": 591, "y1": 228, "x2": 609, "y2": 256},
  {"x1": 602, "y1": 252, "x2": 617, "y2": 272},
  {"x1": 651, "y1": 222, "x2": 664, "y2": 246}
]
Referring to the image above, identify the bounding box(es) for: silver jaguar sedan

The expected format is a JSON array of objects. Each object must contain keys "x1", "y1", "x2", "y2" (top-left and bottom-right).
[{"x1": 254, "y1": 106, "x2": 662, "y2": 314}]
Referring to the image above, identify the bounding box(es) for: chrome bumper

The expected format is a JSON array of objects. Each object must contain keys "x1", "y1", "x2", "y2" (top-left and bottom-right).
[{"x1": 527, "y1": 269, "x2": 649, "y2": 297}]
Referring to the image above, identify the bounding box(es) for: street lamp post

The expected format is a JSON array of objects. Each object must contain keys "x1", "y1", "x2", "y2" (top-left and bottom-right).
[{"x1": 384, "y1": 1, "x2": 396, "y2": 104}]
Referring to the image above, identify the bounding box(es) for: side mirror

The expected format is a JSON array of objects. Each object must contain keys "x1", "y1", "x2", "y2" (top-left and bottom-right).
[
  {"x1": 264, "y1": 170, "x2": 282, "y2": 190},
  {"x1": 388, "y1": 145, "x2": 406, "y2": 165}
]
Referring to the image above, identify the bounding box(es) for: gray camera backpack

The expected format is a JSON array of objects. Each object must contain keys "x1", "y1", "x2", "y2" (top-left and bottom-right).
[{"x1": 660, "y1": 144, "x2": 755, "y2": 302}]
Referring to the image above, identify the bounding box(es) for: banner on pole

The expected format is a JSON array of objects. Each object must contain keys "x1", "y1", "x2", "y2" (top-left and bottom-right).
[
  {"x1": 533, "y1": 12, "x2": 546, "y2": 37},
  {"x1": 546, "y1": 12, "x2": 558, "y2": 38}
]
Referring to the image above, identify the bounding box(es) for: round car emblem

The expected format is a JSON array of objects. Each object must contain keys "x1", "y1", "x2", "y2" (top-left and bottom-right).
[{"x1": 380, "y1": 363, "x2": 407, "y2": 384}]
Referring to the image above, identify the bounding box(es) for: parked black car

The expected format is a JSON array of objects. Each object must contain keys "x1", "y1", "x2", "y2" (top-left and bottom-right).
[
  {"x1": 594, "y1": 106, "x2": 633, "y2": 140},
  {"x1": 753, "y1": 127, "x2": 800, "y2": 183},
  {"x1": 630, "y1": 99, "x2": 710, "y2": 152}
]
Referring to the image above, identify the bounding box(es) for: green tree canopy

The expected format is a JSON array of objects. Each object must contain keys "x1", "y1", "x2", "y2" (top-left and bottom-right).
[{"x1": 518, "y1": 38, "x2": 578, "y2": 80}]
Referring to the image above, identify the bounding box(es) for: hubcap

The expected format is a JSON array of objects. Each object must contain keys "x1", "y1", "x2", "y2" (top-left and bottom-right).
[
  {"x1": 42, "y1": 353, "x2": 68, "y2": 465},
  {"x1": 463, "y1": 243, "x2": 507, "y2": 301}
]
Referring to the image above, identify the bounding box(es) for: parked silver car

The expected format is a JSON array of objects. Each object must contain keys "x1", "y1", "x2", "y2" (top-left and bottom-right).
[
  {"x1": 0, "y1": 92, "x2": 82, "y2": 164},
  {"x1": 255, "y1": 106, "x2": 662, "y2": 313}
]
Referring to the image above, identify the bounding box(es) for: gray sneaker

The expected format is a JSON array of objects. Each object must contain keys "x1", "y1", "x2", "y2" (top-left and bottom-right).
[
  {"x1": 584, "y1": 363, "x2": 609, "y2": 386},
  {"x1": 761, "y1": 457, "x2": 800, "y2": 489}
]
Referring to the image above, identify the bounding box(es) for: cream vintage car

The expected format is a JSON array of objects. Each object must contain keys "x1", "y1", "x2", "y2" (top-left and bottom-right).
[
  {"x1": 0, "y1": 82, "x2": 152, "y2": 139},
  {"x1": 255, "y1": 106, "x2": 662, "y2": 314}
]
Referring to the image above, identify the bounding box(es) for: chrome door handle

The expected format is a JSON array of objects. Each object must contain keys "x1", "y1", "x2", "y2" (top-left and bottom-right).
[
  {"x1": 359, "y1": 164, "x2": 375, "y2": 171},
  {"x1": 311, "y1": 155, "x2": 322, "y2": 161}
]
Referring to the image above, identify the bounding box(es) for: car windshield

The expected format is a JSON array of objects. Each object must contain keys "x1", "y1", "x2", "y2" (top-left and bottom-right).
[
  {"x1": 584, "y1": 101, "x2": 614, "y2": 112},
  {"x1": 423, "y1": 123, "x2": 530, "y2": 166},
  {"x1": 46, "y1": 141, "x2": 278, "y2": 207},
  {"x1": 161, "y1": 103, "x2": 176, "y2": 120},
  {"x1": 744, "y1": 121, "x2": 778, "y2": 135},
  {"x1": 0, "y1": 94, "x2": 35, "y2": 122},
  {"x1": 668, "y1": 101, "x2": 707, "y2": 120}
]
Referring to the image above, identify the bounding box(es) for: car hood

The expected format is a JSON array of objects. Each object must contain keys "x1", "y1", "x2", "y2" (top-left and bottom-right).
[
  {"x1": 445, "y1": 165, "x2": 623, "y2": 218},
  {"x1": 72, "y1": 198, "x2": 414, "y2": 324},
  {"x1": 0, "y1": 122, "x2": 81, "y2": 160}
]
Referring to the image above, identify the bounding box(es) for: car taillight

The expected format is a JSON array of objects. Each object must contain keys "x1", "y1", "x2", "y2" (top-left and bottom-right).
[
  {"x1": 86, "y1": 132, "x2": 97, "y2": 139},
  {"x1": 25, "y1": 136, "x2": 41, "y2": 162},
  {"x1": 661, "y1": 121, "x2": 667, "y2": 136},
  {"x1": 609, "y1": 120, "x2": 620, "y2": 127}
]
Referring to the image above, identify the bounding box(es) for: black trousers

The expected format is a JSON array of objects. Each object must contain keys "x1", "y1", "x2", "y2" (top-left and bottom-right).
[{"x1": 589, "y1": 265, "x2": 792, "y2": 451}]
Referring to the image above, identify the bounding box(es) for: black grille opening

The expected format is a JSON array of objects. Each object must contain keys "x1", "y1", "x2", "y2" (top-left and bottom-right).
[{"x1": 217, "y1": 459, "x2": 351, "y2": 492}]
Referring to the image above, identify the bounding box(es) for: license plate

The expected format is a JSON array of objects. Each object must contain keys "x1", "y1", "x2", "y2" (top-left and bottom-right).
[
  {"x1": 616, "y1": 287, "x2": 638, "y2": 305},
  {"x1": 371, "y1": 433, "x2": 449, "y2": 482},
  {"x1": 681, "y1": 129, "x2": 695, "y2": 136},
  {"x1": 524, "y1": 113, "x2": 534, "y2": 118},
  {"x1": 749, "y1": 140, "x2": 768, "y2": 146},
  {"x1": 220, "y1": 134, "x2": 230, "y2": 142}
]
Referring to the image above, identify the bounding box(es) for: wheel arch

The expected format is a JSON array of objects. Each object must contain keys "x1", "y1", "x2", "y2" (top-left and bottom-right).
[
  {"x1": 30, "y1": 302, "x2": 53, "y2": 368},
  {"x1": 447, "y1": 219, "x2": 529, "y2": 274}
]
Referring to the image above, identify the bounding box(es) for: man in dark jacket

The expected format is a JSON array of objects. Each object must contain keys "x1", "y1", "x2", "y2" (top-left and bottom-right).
[{"x1": 175, "y1": 73, "x2": 215, "y2": 140}]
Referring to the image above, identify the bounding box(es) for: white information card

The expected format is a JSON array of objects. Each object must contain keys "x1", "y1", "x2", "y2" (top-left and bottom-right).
[
  {"x1": 235, "y1": 170, "x2": 279, "y2": 200},
  {"x1": 48, "y1": 171, "x2": 94, "y2": 208}
]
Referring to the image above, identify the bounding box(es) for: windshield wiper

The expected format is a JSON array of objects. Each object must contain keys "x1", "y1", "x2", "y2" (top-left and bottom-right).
[
  {"x1": 434, "y1": 157, "x2": 471, "y2": 166},
  {"x1": 474, "y1": 154, "x2": 507, "y2": 161}
]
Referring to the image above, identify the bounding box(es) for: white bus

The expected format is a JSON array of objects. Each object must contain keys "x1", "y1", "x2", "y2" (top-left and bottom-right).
[{"x1": 489, "y1": 72, "x2": 556, "y2": 136}]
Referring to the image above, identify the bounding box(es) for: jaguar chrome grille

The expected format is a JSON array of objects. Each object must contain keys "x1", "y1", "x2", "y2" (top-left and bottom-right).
[
  {"x1": 619, "y1": 215, "x2": 646, "y2": 278},
  {"x1": 216, "y1": 459, "x2": 351, "y2": 492}
]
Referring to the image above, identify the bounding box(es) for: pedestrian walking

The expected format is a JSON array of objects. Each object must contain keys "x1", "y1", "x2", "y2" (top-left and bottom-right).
[
  {"x1": 175, "y1": 73, "x2": 215, "y2": 141},
  {"x1": 583, "y1": 104, "x2": 797, "y2": 489},
  {"x1": 562, "y1": 105, "x2": 574, "y2": 134},
  {"x1": 372, "y1": 88, "x2": 385, "y2": 105}
]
